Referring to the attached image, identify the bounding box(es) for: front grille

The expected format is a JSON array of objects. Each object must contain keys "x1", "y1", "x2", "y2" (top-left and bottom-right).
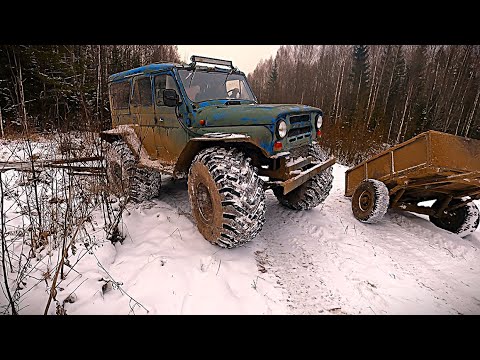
[
  {"x1": 289, "y1": 114, "x2": 310, "y2": 124},
  {"x1": 288, "y1": 126, "x2": 311, "y2": 138},
  {"x1": 287, "y1": 113, "x2": 312, "y2": 143}
]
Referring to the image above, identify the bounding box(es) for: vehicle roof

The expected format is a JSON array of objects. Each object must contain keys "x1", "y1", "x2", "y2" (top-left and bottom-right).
[
  {"x1": 108, "y1": 62, "x2": 244, "y2": 83},
  {"x1": 108, "y1": 63, "x2": 182, "y2": 83}
]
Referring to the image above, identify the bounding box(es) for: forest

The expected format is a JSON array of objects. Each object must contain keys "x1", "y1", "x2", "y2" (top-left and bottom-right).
[
  {"x1": 248, "y1": 45, "x2": 480, "y2": 164},
  {"x1": 1, "y1": 45, "x2": 480, "y2": 316},
  {"x1": 1, "y1": 45, "x2": 479, "y2": 165},
  {"x1": 0, "y1": 45, "x2": 180, "y2": 133}
]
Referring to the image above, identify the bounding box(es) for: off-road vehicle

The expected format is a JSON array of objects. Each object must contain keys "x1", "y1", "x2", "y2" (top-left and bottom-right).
[{"x1": 103, "y1": 55, "x2": 335, "y2": 248}]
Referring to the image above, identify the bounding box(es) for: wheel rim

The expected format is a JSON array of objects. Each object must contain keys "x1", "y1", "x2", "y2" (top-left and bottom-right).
[
  {"x1": 110, "y1": 162, "x2": 124, "y2": 189},
  {"x1": 358, "y1": 190, "x2": 372, "y2": 212},
  {"x1": 196, "y1": 182, "x2": 214, "y2": 223},
  {"x1": 111, "y1": 163, "x2": 122, "y2": 183},
  {"x1": 437, "y1": 208, "x2": 463, "y2": 229}
]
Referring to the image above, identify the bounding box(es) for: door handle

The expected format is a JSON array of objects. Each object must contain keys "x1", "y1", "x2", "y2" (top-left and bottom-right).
[{"x1": 154, "y1": 117, "x2": 164, "y2": 123}]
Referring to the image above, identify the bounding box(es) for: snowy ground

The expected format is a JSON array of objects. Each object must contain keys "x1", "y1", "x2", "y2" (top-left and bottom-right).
[{"x1": 1, "y1": 139, "x2": 479, "y2": 315}]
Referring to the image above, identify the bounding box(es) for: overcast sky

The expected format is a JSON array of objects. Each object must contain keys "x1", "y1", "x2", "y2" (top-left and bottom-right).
[{"x1": 177, "y1": 45, "x2": 281, "y2": 75}]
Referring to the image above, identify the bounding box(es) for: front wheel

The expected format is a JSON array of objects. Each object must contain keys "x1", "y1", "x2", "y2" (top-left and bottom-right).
[
  {"x1": 274, "y1": 144, "x2": 333, "y2": 210},
  {"x1": 188, "y1": 147, "x2": 266, "y2": 248},
  {"x1": 429, "y1": 199, "x2": 480, "y2": 237}
]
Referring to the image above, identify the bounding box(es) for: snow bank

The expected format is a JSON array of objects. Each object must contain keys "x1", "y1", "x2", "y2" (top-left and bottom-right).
[{"x1": 1, "y1": 135, "x2": 479, "y2": 315}]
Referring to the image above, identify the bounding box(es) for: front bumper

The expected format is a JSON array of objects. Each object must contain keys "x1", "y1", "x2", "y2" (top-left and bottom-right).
[
  {"x1": 261, "y1": 152, "x2": 336, "y2": 194},
  {"x1": 282, "y1": 156, "x2": 335, "y2": 194}
]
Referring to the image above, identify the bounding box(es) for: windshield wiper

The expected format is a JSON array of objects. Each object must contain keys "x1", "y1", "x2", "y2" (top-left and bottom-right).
[
  {"x1": 188, "y1": 67, "x2": 197, "y2": 88},
  {"x1": 223, "y1": 68, "x2": 234, "y2": 87}
]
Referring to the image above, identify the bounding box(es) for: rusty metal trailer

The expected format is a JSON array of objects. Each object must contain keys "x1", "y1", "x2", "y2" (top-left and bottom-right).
[{"x1": 345, "y1": 130, "x2": 480, "y2": 237}]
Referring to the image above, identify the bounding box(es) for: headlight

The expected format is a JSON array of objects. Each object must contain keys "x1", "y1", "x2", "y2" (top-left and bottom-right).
[
  {"x1": 315, "y1": 114, "x2": 323, "y2": 130},
  {"x1": 277, "y1": 120, "x2": 287, "y2": 139}
]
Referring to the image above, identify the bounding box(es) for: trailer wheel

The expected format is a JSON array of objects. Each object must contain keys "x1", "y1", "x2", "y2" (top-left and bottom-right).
[
  {"x1": 352, "y1": 179, "x2": 389, "y2": 223},
  {"x1": 429, "y1": 199, "x2": 480, "y2": 237}
]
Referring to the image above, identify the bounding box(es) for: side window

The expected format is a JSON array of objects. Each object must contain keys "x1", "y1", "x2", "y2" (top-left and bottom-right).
[
  {"x1": 155, "y1": 74, "x2": 181, "y2": 106},
  {"x1": 110, "y1": 81, "x2": 131, "y2": 109},
  {"x1": 131, "y1": 77, "x2": 152, "y2": 107}
]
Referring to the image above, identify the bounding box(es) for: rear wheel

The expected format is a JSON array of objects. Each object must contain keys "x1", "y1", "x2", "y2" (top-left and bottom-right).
[
  {"x1": 429, "y1": 199, "x2": 480, "y2": 237},
  {"x1": 105, "y1": 140, "x2": 161, "y2": 203},
  {"x1": 188, "y1": 147, "x2": 266, "y2": 248},
  {"x1": 274, "y1": 144, "x2": 333, "y2": 210},
  {"x1": 352, "y1": 179, "x2": 389, "y2": 223}
]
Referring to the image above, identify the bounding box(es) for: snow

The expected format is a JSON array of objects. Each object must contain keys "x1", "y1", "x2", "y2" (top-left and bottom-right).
[
  {"x1": 256, "y1": 165, "x2": 480, "y2": 314},
  {"x1": 271, "y1": 151, "x2": 290, "y2": 159},
  {"x1": 1, "y1": 138, "x2": 480, "y2": 315},
  {"x1": 203, "y1": 133, "x2": 248, "y2": 139},
  {"x1": 286, "y1": 156, "x2": 306, "y2": 167},
  {"x1": 47, "y1": 197, "x2": 283, "y2": 315}
]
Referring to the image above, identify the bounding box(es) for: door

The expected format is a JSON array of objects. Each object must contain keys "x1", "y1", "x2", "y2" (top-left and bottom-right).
[
  {"x1": 153, "y1": 73, "x2": 187, "y2": 164},
  {"x1": 130, "y1": 75, "x2": 159, "y2": 159},
  {"x1": 109, "y1": 80, "x2": 132, "y2": 127}
]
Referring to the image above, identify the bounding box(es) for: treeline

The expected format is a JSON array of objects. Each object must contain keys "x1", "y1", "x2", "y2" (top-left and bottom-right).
[
  {"x1": 0, "y1": 45, "x2": 180, "y2": 134},
  {"x1": 248, "y1": 45, "x2": 480, "y2": 165}
]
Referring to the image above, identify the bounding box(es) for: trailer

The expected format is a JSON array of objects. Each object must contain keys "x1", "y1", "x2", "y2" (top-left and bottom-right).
[{"x1": 345, "y1": 130, "x2": 480, "y2": 237}]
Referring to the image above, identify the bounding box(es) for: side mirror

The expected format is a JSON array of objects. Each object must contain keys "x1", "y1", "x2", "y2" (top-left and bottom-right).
[{"x1": 163, "y1": 89, "x2": 179, "y2": 107}]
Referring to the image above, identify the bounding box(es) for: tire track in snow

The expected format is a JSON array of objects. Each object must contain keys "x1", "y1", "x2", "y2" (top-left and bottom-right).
[
  {"x1": 257, "y1": 194, "x2": 348, "y2": 314},
  {"x1": 259, "y1": 166, "x2": 480, "y2": 315},
  {"x1": 138, "y1": 168, "x2": 480, "y2": 315}
]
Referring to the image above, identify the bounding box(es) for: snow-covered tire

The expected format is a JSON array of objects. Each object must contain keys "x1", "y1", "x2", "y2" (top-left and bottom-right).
[
  {"x1": 105, "y1": 140, "x2": 161, "y2": 203},
  {"x1": 187, "y1": 147, "x2": 266, "y2": 248},
  {"x1": 273, "y1": 143, "x2": 333, "y2": 210},
  {"x1": 429, "y1": 199, "x2": 480, "y2": 237},
  {"x1": 352, "y1": 179, "x2": 389, "y2": 223}
]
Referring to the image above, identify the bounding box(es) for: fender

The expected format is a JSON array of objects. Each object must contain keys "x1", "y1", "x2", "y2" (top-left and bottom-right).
[{"x1": 173, "y1": 133, "x2": 271, "y2": 178}]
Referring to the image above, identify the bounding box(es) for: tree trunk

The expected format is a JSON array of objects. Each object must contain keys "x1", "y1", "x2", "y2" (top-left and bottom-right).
[
  {"x1": 396, "y1": 85, "x2": 412, "y2": 143},
  {"x1": 465, "y1": 87, "x2": 480, "y2": 137},
  {"x1": 443, "y1": 47, "x2": 470, "y2": 132},
  {"x1": 96, "y1": 45, "x2": 102, "y2": 124},
  {"x1": 383, "y1": 46, "x2": 401, "y2": 116},
  {"x1": 332, "y1": 59, "x2": 342, "y2": 118},
  {"x1": 336, "y1": 59, "x2": 346, "y2": 123},
  {"x1": 454, "y1": 71, "x2": 472, "y2": 136},
  {"x1": 0, "y1": 105, "x2": 4, "y2": 137},
  {"x1": 364, "y1": 54, "x2": 378, "y2": 127},
  {"x1": 367, "y1": 49, "x2": 389, "y2": 130}
]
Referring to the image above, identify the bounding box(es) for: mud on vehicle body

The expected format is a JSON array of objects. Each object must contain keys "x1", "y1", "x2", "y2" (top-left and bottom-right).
[{"x1": 103, "y1": 55, "x2": 335, "y2": 248}]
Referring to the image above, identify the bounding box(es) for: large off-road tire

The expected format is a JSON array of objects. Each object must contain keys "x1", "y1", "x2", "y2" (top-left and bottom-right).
[
  {"x1": 188, "y1": 147, "x2": 266, "y2": 248},
  {"x1": 105, "y1": 140, "x2": 161, "y2": 203},
  {"x1": 352, "y1": 179, "x2": 389, "y2": 223},
  {"x1": 273, "y1": 143, "x2": 333, "y2": 210},
  {"x1": 429, "y1": 199, "x2": 480, "y2": 237}
]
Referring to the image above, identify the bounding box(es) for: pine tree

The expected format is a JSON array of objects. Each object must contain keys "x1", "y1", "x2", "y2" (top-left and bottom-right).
[
  {"x1": 267, "y1": 59, "x2": 278, "y2": 103},
  {"x1": 409, "y1": 45, "x2": 428, "y2": 137},
  {"x1": 350, "y1": 45, "x2": 371, "y2": 123}
]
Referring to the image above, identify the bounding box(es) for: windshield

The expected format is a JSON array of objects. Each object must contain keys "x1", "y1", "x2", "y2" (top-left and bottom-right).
[{"x1": 178, "y1": 69, "x2": 256, "y2": 103}]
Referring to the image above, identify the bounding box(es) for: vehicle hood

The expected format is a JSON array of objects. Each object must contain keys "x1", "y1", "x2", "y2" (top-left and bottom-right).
[{"x1": 195, "y1": 101, "x2": 321, "y2": 126}]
